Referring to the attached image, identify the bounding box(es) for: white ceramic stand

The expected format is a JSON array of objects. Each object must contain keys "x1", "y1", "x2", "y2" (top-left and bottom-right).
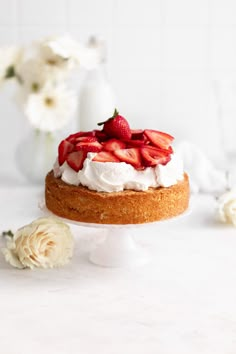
[
  {"x1": 39, "y1": 202, "x2": 149, "y2": 268},
  {"x1": 40, "y1": 201, "x2": 190, "y2": 268},
  {"x1": 88, "y1": 226, "x2": 149, "y2": 267}
]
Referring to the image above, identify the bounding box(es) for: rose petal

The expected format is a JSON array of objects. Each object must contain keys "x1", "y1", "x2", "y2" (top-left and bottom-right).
[{"x1": 2, "y1": 248, "x2": 25, "y2": 269}]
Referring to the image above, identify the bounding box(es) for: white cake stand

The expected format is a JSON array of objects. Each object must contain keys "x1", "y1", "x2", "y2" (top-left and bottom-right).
[
  {"x1": 76, "y1": 221, "x2": 150, "y2": 267},
  {"x1": 39, "y1": 201, "x2": 190, "y2": 268}
]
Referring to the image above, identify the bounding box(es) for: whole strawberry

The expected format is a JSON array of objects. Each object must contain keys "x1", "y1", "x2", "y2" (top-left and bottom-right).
[{"x1": 98, "y1": 109, "x2": 131, "y2": 140}]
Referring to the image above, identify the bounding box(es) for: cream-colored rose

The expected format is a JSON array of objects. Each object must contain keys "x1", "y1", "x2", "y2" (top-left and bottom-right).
[
  {"x1": 216, "y1": 189, "x2": 236, "y2": 226},
  {"x1": 2, "y1": 217, "x2": 74, "y2": 269}
]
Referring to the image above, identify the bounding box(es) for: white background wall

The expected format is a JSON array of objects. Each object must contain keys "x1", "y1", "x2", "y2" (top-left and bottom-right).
[{"x1": 0, "y1": 0, "x2": 236, "y2": 183}]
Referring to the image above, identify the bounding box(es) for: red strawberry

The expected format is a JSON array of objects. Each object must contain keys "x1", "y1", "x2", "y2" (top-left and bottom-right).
[
  {"x1": 97, "y1": 109, "x2": 131, "y2": 140},
  {"x1": 114, "y1": 148, "x2": 141, "y2": 168},
  {"x1": 75, "y1": 136, "x2": 97, "y2": 143},
  {"x1": 66, "y1": 131, "x2": 95, "y2": 144},
  {"x1": 131, "y1": 129, "x2": 144, "y2": 140},
  {"x1": 92, "y1": 151, "x2": 120, "y2": 163},
  {"x1": 144, "y1": 130, "x2": 174, "y2": 150},
  {"x1": 58, "y1": 140, "x2": 74, "y2": 165},
  {"x1": 75, "y1": 141, "x2": 102, "y2": 153},
  {"x1": 143, "y1": 144, "x2": 173, "y2": 156},
  {"x1": 124, "y1": 139, "x2": 145, "y2": 148},
  {"x1": 93, "y1": 130, "x2": 108, "y2": 141},
  {"x1": 102, "y1": 139, "x2": 126, "y2": 152},
  {"x1": 140, "y1": 146, "x2": 171, "y2": 167},
  {"x1": 66, "y1": 151, "x2": 86, "y2": 172}
]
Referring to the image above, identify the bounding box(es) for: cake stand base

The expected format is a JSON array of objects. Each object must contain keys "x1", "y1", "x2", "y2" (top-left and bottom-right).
[{"x1": 89, "y1": 227, "x2": 149, "y2": 267}]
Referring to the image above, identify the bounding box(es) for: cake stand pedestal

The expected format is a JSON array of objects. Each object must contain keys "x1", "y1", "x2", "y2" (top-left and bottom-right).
[{"x1": 86, "y1": 224, "x2": 149, "y2": 267}]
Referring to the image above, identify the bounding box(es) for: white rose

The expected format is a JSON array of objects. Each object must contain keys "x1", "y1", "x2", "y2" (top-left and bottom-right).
[
  {"x1": 216, "y1": 189, "x2": 236, "y2": 226},
  {"x1": 2, "y1": 217, "x2": 74, "y2": 269}
]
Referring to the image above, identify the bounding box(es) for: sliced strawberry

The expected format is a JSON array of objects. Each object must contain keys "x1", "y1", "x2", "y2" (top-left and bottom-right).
[
  {"x1": 93, "y1": 130, "x2": 108, "y2": 142},
  {"x1": 102, "y1": 139, "x2": 126, "y2": 152},
  {"x1": 66, "y1": 151, "x2": 86, "y2": 172},
  {"x1": 142, "y1": 144, "x2": 173, "y2": 156},
  {"x1": 66, "y1": 131, "x2": 95, "y2": 144},
  {"x1": 58, "y1": 140, "x2": 74, "y2": 165},
  {"x1": 140, "y1": 146, "x2": 171, "y2": 167},
  {"x1": 114, "y1": 148, "x2": 141, "y2": 168},
  {"x1": 75, "y1": 136, "x2": 97, "y2": 143},
  {"x1": 92, "y1": 151, "x2": 120, "y2": 163},
  {"x1": 75, "y1": 141, "x2": 102, "y2": 153},
  {"x1": 144, "y1": 130, "x2": 174, "y2": 149},
  {"x1": 124, "y1": 139, "x2": 145, "y2": 148},
  {"x1": 131, "y1": 129, "x2": 144, "y2": 140}
]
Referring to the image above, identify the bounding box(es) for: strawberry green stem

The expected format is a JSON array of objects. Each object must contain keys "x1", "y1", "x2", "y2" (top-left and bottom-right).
[{"x1": 97, "y1": 108, "x2": 119, "y2": 126}]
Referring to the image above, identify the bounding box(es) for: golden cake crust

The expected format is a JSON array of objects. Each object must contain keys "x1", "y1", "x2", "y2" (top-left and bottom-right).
[{"x1": 45, "y1": 171, "x2": 190, "y2": 225}]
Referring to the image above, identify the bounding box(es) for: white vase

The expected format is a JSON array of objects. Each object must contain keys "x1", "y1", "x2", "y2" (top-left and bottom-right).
[
  {"x1": 78, "y1": 67, "x2": 116, "y2": 131},
  {"x1": 78, "y1": 37, "x2": 116, "y2": 131},
  {"x1": 16, "y1": 129, "x2": 58, "y2": 184}
]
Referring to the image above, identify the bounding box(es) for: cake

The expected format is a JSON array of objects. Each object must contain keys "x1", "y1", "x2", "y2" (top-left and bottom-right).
[{"x1": 45, "y1": 110, "x2": 189, "y2": 224}]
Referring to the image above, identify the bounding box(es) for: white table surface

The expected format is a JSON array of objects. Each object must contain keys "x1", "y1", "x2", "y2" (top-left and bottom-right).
[{"x1": 1, "y1": 184, "x2": 236, "y2": 354}]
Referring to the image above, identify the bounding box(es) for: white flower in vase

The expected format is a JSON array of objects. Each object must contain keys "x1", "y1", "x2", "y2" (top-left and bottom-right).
[
  {"x1": 15, "y1": 57, "x2": 70, "y2": 100},
  {"x1": 39, "y1": 35, "x2": 101, "y2": 71},
  {"x1": 0, "y1": 35, "x2": 102, "y2": 184},
  {"x1": 16, "y1": 58, "x2": 49, "y2": 95},
  {"x1": 37, "y1": 35, "x2": 80, "y2": 72},
  {"x1": 23, "y1": 84, "x2": 77, "y2": 132},
  {"x1": 41, "y1": 35, "x2": 81, "y2": 59},
  {"x1": 0, "y1": 46, "x2": 23, "y2": 83}
]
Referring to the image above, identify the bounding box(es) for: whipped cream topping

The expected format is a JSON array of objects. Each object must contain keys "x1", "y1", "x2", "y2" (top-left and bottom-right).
[{"x1": 53, "y1": 152, "x2": 184, "y2": 192}]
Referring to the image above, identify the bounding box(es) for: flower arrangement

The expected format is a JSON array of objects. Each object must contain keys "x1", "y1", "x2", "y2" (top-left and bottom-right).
[
  {"x1": 0, "y1": 35, "x2": 99, "y2": 132},
  {"x1": 0, "y1": 35, "x2": 101, "y2": 183}
]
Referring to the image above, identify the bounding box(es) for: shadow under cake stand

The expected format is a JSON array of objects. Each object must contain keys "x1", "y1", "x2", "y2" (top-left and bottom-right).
[{"x1": 40, "y1": 202, "x2": 189, "y2": 268}]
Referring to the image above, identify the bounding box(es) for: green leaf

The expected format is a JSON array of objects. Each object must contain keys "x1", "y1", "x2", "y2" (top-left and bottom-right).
[
  {"x1": 31, "y1": 82, "x2": 40, "y2": 92},
  {"x1": 1, "y1": 230, "x2": 14, "y2": 238},
  {"x1": 5, "y1": 65, "x2": 15, "y2": 79}
]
